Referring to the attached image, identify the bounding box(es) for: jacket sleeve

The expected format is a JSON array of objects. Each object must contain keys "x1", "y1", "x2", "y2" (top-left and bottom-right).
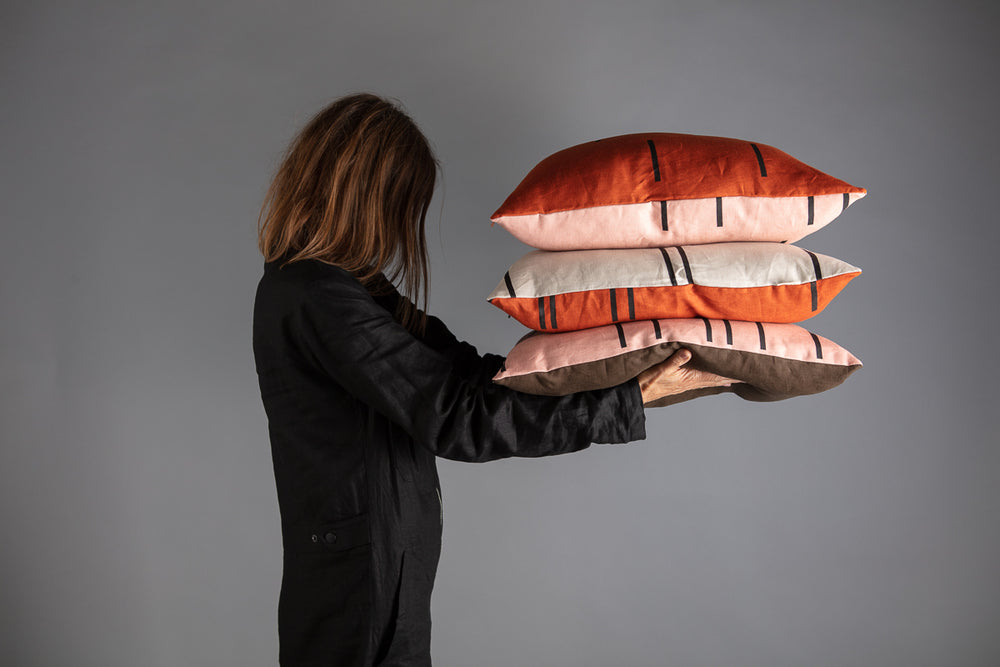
[
  {"x1": 371, "y1": 279, "x2": 506, "y2": 381},
  {"x1": 417, "y1": 312, "x2": 507, "y2": 382},
  {"x1": 294, "y1": 275, "x2": 646, "y2": 463}
]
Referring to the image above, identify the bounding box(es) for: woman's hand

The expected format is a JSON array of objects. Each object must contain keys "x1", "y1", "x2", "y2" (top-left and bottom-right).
[{"x1": 637, "y1": 348, "x2": 735, "y2": 405}]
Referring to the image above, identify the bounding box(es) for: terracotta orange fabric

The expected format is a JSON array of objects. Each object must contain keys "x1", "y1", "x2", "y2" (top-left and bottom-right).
[
  {"x1": 492, "y1": 275, "x2": 856, "y2": 332},
  {"x1": 494, "y1": 133, "x2": 867, "y2": 214}
]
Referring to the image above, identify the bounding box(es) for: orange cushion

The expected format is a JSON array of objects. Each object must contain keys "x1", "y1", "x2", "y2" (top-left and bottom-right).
[
  {"x1": 488, "y1": 242, "x2": 860, "y2": 332},
  {"x1": 492, "y1": 133, "x2": 866, "y2": 250}
]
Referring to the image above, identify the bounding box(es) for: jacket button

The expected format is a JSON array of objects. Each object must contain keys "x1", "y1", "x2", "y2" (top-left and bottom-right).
[{"x1": 324, "y1": 532, "x2": 337, "y2": 544}]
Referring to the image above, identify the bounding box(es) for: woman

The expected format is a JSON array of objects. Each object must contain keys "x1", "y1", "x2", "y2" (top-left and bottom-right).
[{"x1": 252, "y1": 93, "x2": 732, "y2": 666}]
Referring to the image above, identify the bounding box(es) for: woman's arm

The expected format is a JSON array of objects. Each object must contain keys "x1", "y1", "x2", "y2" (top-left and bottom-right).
[
  {"x1": 413, "y1": 311, "x2": 506, "y2": 382},
  {"x1": 369, "y1": 278, "x2": 505, "y2": 380},
  {"x1": 294, "y1": 274, "x2": 645, "y2": 463}
]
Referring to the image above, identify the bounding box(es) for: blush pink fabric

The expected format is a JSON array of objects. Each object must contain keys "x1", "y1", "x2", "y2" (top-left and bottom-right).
[
  {"x1": 497, "y1": 318, "x2": 859, "y2": 376},
  {"x1": 493, "y1": 193, "x2": 865, "y2": 251}
]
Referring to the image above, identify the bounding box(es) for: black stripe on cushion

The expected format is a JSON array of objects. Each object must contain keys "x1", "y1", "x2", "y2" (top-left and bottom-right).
[
  {"x1": 647, "y1": 140, "x2": 661, "y2": 182},
  {"x1": 659, "y1": 248, "x2": 677, "y2": 286},
  {"x1": 750, "y1": 143, "x2": 767, "y2": 177}
]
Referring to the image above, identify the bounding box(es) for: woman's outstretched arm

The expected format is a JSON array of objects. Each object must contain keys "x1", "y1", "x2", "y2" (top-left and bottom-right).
[{"x1": 294, "y1": 270, "x2": 645, "y2": 462}]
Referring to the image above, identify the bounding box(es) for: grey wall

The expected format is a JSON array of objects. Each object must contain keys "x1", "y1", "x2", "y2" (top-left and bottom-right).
[{"x1": 2, "y1": 1, "x2": 998, "y2": 665}]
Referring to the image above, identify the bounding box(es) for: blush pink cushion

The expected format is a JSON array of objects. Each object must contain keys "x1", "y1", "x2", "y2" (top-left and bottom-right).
[
  {"x1": 493, "y1": 318, "x2": 862, "y2": 406},
  {"x1": 492, "y1": 133, "x2": 866, "y2": 250}
]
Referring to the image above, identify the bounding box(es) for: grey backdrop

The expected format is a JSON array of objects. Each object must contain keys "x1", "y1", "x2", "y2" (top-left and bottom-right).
[{"x1": 2, "y1": 1, "x2": 998, "y2": 665}]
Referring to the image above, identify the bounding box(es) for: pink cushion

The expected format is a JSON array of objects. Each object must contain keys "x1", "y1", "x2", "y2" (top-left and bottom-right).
[{"x1": 494, "y1": 318, "x2": 862, "y2": 405}]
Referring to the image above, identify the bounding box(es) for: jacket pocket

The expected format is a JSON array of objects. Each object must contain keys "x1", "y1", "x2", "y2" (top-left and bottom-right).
[
  {"x1": 278, "y1": 513, "x2": 373, "y2": 665},
  {"x1": 282, "y1": 512, "x2": 370, "y2": 554}
]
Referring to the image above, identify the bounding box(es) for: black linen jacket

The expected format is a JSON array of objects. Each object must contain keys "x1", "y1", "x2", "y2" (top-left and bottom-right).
[{"x1": 252, "y1": 259, "x2": 646, "y2": 666}]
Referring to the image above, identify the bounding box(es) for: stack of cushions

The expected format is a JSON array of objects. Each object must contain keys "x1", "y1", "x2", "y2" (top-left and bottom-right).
[{"x1": 487, "y1": 132, "x2": 864, "y2": 405}]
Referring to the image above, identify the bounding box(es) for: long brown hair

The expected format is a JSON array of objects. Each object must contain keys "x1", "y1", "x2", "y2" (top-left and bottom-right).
[{"x1": 257, "y1": 93, "x2": 438, "y2": 333}]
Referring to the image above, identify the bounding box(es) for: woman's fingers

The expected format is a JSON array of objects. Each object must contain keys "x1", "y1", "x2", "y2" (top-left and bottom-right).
[
  {"x1": 637, "y1": 348, "x2": 738, "y2": 404},
  {"x1": 663, "y1": 348, "x2": 692, "y2": 370},
  {"x1": 685, "y1": 368, "x2": 735, "y2": 388}
]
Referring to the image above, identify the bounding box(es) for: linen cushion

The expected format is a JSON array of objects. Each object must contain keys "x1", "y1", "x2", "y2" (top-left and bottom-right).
[
  {"x1": 491, "y1": 133, "x2": 866, "y2": 250},
  {"x1": 493, "y1": 318, "x2": 862, "y2": 406},
  {"x1": 488, "y1": 242, "x2": 860, "y2": 332}
]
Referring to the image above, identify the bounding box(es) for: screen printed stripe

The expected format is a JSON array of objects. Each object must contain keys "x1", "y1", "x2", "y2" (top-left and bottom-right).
[
  {"x1": 676, "y1": 246, "x2": 693, "y2": 284},
  {"x1": 615, "y1": 323, "x2": 627, "y2": 348},
  {"x1": 659, "y1": 248, "x2": 677, "y2": 286},
  {"x1": 750, "y1": 143, "x2": 768, "y2": 176},
  {"x1": 843, "y1": 193, "x2": 850, "y2": 211},
  {"x1": 806, "y1": 251, "x2": 823, "y2": 279},
  {"x1": 647, "y1": 140, "x2": 661, "y2": 182},
  {"x1": 537, "y1": 297, "x2": 546, "y2": 330},
  {"x1": 701, "y1": 317, "x2": 713, "y2": 342},
  {"x1": 807, "y1": 196, "x2": 815, "y2": 225},
  {"x1": 503, "y1": 271, "x2": 516, "y2": 297},
  {"x1": 806, "y1": 250, "x2": 823, "y2": 311},
  {"x1": 756, "y1": 322, "x2": 767, "y2": 350},
  {"x1": 609, "y1": 288, "x2": 619, "y2": 322},
  {"x1": 627, "y1": 288, "x2": 635, "y2": 320},
  {"x1": 810, "y1": 332, "x2": 824, "y2": 359},
  {"x1": 660, "y1": 201, "x2": 668, "y2": 231},
  {"x1": 652, "y1": 319, "x2": 662, "y2": 339},
  {"x1": 716, "y1": 197, "x2": 723, "y2": 227},
  {"x1": 548, "y1": 295, "x2": 557, "y2": 330},
  {"x1": 723, "y1": 319, "x2": 733, "y2": 345}
]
